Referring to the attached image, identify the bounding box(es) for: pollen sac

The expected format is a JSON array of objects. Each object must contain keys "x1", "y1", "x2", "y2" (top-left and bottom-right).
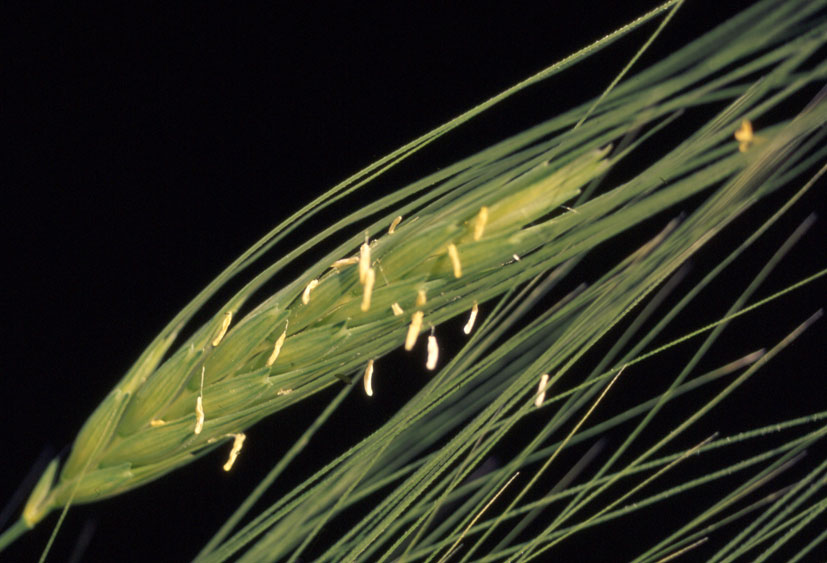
[
  {"x1": 388, "y1": 215, "x2": 403, "y2": 234},
  {"x1": 405, "y1": 311, "x2": 424, "y2": 351},
  {"x1": 361, "y1": 267, "x2": 375, "y2": 312},
  {"x1": 194, "y1": 365, "x2": 206, "y2": 434},
  {"x1": 332, "y1": 256, "x2": 359, "y2": 269},
  {"x1": 391, "y1": 302, "x2": 404, "y2": 316},
  {"x1": 223, "y1": 433, "x2": 247, "y2": 471},
  {"x1": 359, "y1": 240, "x2": 371, "y2": 283},
  {"x1": 426, "y1": 335, "x2": 439, "y2": 370},
  {"x1": 363, "y1": 359, "x2": 375, "y2": 397},
  {"x1": 447, "y1": 244, "x2": 462, "y2": 278},
  {"x1": 211, "y1": 311, "x2": 233, "y2": 347},
  {"x1": 463, "y1": 302, "x2": 479, "y2": 335},
  {"x1": 302, "y1": 279, "x2": 319, "y2": 305},
  {"x1": 194, "y1": 396, "x2": 205, "y2": 434},
  {"x1": 266, "y1": 327, "x2": 287, "y2": 367},
  {"x1": 535, "y1": 373, "x2": 550, "y2": 407}
]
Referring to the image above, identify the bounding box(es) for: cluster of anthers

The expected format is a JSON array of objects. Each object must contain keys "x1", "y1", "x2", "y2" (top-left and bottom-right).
[
  {"x1": 188, "y1": 146, "x2": 617, "y2": 471},
  {"x1": 325, "y1": 208, "x2": 488, "y2": 399},
  {"x1": 191, "y1": 207, "x2": 491, "y2": 470}
]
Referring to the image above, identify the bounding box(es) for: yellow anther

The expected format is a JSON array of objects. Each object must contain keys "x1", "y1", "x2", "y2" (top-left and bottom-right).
[
  {"x1": 223, "y1": 433, "x2": 246, "y2": 471},
  {"x1": 150, "y1": 419, "x2": 166, "y2": 427},
  {"x1": 535, "y1": 373, "x2": 550, "y2": 408},
  {"x1": 332, "y1": 256, "x2": 359, "y2": 268},
  {"x1": 302, "y1": 279, "x2": 319, "y2": 305},
  {"x1": 359, "y1": 239, "x2": 371, "y2": 283},
  {"x1": 363, "y1": 359, "x2": 375, "y2": 397},
  {"x1": 735, "y1": 119, "x2": 754, "y2": 152},
  {"x1": 447, "y1": 243, "x2": 462, "y2": 278},
  {"x1": 266, "y1": 323, "x2": 288, "y2": 367},
  {"x1": 361, "y1": 267, "x2": 375, "y2": 312},
  {"x1": 194, "y1": 397, "x2": 205, "y2": 434},
  {"x1": 194, "y1": 366, "x2": 206, "y2": 434},
  {"x1": 391, "y1": 302, "x2": 404, "y2": 316},
  {"x1": 416, "y1": 288, "x2": 427, "y2": 307},
  {"x1": 277, "y1": 388, "x2": 292, "y2": 396},
  {"x1": 474, "y1": 206, "x2": 489, "y2": 241},
  {"x1": 463, "y1": 302, "x2": 479, "y2": 335},
  {"x1": 426, "y1": 335, "x2": 439, "y2": 370},
  {"x1": 405, "y1": 311, "x2": 424, "y2": 351},
  {"x1": 212, "y1": 311, "x2": 232, "y2": 347},
  {"x1": 388, "y1": 215, "x2": 403, "y2": 234}
]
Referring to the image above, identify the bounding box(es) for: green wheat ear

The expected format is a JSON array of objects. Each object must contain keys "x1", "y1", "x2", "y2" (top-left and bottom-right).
[
  {"x1": 18, "y1": 146, "x2": 613, "y2": 528},
  {"x1": 2, "y1": 0, "x2": 826, "y2": 556}
]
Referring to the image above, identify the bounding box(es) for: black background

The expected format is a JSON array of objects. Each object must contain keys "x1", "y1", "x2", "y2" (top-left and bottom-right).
[{"x1": 2, "y1": 1, "x2": 826, "y2": 561}]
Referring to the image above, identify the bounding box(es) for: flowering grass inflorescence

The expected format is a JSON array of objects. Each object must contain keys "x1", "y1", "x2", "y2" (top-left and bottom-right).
[{"x1": 2, "y1": 0, "x2": 826, "y2": 559}]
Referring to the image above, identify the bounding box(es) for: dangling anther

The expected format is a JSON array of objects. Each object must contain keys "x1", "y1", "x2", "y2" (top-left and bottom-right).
[
  {"x1": 363, "y1": 359, "x2": 375, "y2": 397},
  {"x1": 463, "y1": 302, "x2": 479, "y2": 335},
  {"x1": 391, "y1": 302, "x2": 404, "y2": 316},
  {"x1": 302, "y1": 279, "x2": 319, "y2": 305},
  {"x1": 223, "y1": 433, "x2": 246, "y2": 471},
  {"x1": 405, "y1": 311, "x2": 424, "y2": 351},
  {"x1": 194, "y1": 365, "x2": 206, "y2": 434},
  {"x1": 535, "y1": 373, "x2": 550, "y2": 408},
  {"x1": 416, "y1": 288, "x2": 427, "y2": 307},
  {"x1": 361, "y1": 267, "x2": 375, "y2": 312},
  {"x1": 266, "y1": 322, "x2": 288, "y2": 367},
  {"x1": 447, "y1": 243, "x2": 462, "y2": 278},
  {"x1": 426, "y1": 333, "x2": 439, "y2": 370},
  {"x1": 474, "y1": 206, "x2": 489, "y2": 241},
  {"x1": 359, "y1": 237, "x2": 371, "y2": 283},
  {"x1": 388, "y1": 215, "x2": 403, "y2": 234},
  {"x1": 212, "y1": 311, "x2": 232, "y2": 347}
]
